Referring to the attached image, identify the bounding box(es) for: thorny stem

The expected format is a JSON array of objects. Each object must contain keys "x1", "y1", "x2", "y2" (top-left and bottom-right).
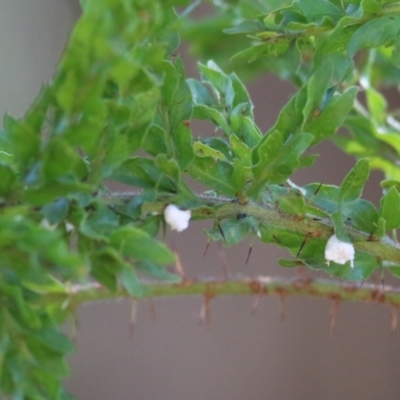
[
  {"x1": 42, "y1": 275, "x2": 400, "y2": 307},
  {"x1": 107, "y1": 191, "x2": 400, "y2": 265}
]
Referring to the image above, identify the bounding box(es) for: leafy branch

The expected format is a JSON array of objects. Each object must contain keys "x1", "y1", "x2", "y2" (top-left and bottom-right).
[{"x1": 3, "y1": 0, "x2": 400, "y2": 398}]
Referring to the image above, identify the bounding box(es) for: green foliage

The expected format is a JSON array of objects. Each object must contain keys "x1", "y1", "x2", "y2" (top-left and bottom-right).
[{"x1": 3, "y1": 0, "x2": 400, "y2": 397}]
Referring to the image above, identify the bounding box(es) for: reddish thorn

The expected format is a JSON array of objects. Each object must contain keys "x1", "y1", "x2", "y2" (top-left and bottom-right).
[
  {"x1": 329, "y1": 297, "x2": 340, "y2": 338},
  {"x1": 203, "y1": 240, "x2": 210, "y2": 257},
  {"x1": 252, "y1": 295, "x2": 260, "y2": 315},
  {"x1": 391, "y1": 307, "x2": 399, "y2": 336},
  {"x1": 217, "y1": 242, "x2": 229, "y2": 278},
  {"x1": 199, "y1": 296, "x2": 212, "y2": 330},
  {"x1": 279, "y1": 294, "x2": 286, "y2": 322},
  {"x1": 245, "y1": 245, "x2": 253, "y2": 266}
]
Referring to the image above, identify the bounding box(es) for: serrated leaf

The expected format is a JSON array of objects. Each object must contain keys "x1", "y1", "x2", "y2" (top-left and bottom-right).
[
  {"x1": 188, "y1": 156, "x2": 236, "y2": 196},
  {"x1": 380, "y1": 186, "x2": 400, "y2": 230},
  {"x1": 339, "y1": 159, "x2": 370, "y2": 207},
  {"x1": 41, "y1": 199, "x2": 69, "y2": 226}
]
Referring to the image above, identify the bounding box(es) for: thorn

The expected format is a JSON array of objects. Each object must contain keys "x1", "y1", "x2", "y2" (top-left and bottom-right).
[
  {"x1": 199, "y1": 292, "x2": 213, "y2": 330},
  {"x1": 170, "y1": 237, "x2": 185, "y2": 277},
  {"x1": 272, "y1": 234, "x2": 281, "y2": 244},
  {"x1": 314, "y1": 182, "x2": 323, "y2": 196},
  {"x1": 329, "y1": 297, "x2": 340, "y2": 338},
  {"x1": 252, "y1": 295, "x2": 261, "y2": 315},
  {"x1": 218, "y1": 223, "x2": 226, "y2": 242},
  {"x1": 174, "y1": 249, "x2": 185, "y2": 278},
  {"x1": 203, "y1": 240, "x2": 210, "y2": 257},
  {"x1": 296, "y1": 235, "x2": 309, "y2": 258},
  {"x1": 148, "y1": 299, "x2": 156, "y2": 321},
  {"x1": 129, "y1": 299, "x2": 138, "y2": 337},
  {"x1": 278, "y1": 291, "x2": 286, "y2": 322},
  {"x1": 71, "y1": 313, "x2": 80, "y2": 345},
  {"x1": 245, "y1": 245, "x2": 253, "y2": 266},
  {"x1": 391, "y1": 307, "x2": 399, "y2": 336},
  {"x1": 296, "y1": 266, "x2": 308, "y2": 281},
  {"x1": 217, "y1": 242, "x2": 229, "y2": 278}
]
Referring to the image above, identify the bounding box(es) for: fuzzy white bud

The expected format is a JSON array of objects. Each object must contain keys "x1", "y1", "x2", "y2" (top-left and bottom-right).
[
  {"x1": 164, "y1": 204, "x2": 191, "y2": 232},
  {"x1": 324, "y1": 234, "x2": 355, "y2": 268}
]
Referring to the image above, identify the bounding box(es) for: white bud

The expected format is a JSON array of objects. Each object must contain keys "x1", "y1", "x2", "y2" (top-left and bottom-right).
[
  {"x1": 324, "y1": 234, "x2": 355, "y2": 268},
  {"x1": 164, "y1": 204, "x2": 191, "y2": 232}
]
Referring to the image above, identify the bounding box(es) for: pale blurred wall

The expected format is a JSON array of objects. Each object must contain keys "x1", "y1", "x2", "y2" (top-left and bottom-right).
[{"x1": 2, "y1": 2, "x2": 400, "y2": 400}]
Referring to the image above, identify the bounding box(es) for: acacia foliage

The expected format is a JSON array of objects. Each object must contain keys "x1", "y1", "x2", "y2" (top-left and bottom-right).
[{"x1": 2, "y1": 0, "x2": 400, "y2": 397}]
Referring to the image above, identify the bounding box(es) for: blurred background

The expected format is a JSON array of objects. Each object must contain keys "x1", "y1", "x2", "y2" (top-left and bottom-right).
[{"x1": 1, "y1": 1, "x2": 400, "y2": 399}]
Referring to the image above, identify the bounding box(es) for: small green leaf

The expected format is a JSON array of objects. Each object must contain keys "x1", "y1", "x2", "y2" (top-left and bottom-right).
[
  {"x1": 194, "y1": 141, "x2": 227, "y2": 161},
  {"x1": 188, "y1": 156, "x2": 237, "y2": 197},
  {"x1": 110, "y1": 226, "x2": 175, "y2": 265},
  {"x1": 142, "y1": 124, "x2": 168, "y2": 157},
  {"x1": 119, "y1": 264, "x2": 146, "y2": 297},
  {"x1": 302, "y1": 62, "x2": 333, "y2": 120},
  {"x1": 111, "y1": 157, "x2": 175, "y2": 192},
  {"x1": 0, "y1": 165, "x2": 16, "y2": 196},
  {"x1": 348, "y1": 15, "x2": 400, "y2": 57},
  {"x1": 218, "y1": 216, "x2": 259, "y2": 246},
  {"x1": 304, "y1": 87, "x2": 358, "y2": 144},
  {"x1": 374, "y1": 217, "x2": 386, "y2": 239},
  {"x1": 331, "y1": 210, "x2": 349, "y2": 242},
  {"x1": 339, "y1": 159, "x2": 370, "y2": 207},
  {"x1": 136, "y1": 260, "x2": 182, "y2": 283},
  {"x1": 380, "y1": 186, "x2": 400, "y2": 230},
  {"x1": 41, "y1": 199, "x2": 69, "y2": 226}
]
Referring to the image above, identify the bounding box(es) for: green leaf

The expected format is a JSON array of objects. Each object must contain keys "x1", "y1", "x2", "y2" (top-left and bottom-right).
[
  {"x1": 136, "y1": 260, "x2": 182, "y2": 282},
  {"x1": 194, "y1": 141, "x2": 227, "y2": 161},
  {"x1": 110, "y1": 226, "x2": 175, "y2": 265},
  {"x1": 142, "y1": 124, "x2": 168, "y2": 157},
  {"x1": 303, "y1": 87, "x2": 358, "y2": 144},
  {"x1": 212, "y1": 216, "x2": 259, "y2": 246},
  {"x1": 374, "y1": 217, "x2": 386, "y2": 239},
  {"x1": 342, "y1": 199, "x2": 378, "y2": 234},
  {"x1": 34, "y1": 327, "x2": 74, "y2": 355},
  {"x1": 295, "y1": 0, "x2": 342, "y2": 23},
  {"x1": 248, "y1": 130, "x2": 313, "y2": 197},
  {"x1": 188, "y1": 156, "x2": 237, "y2": 196},
  {"x1": 380, "y1": 186, "x2": 400, "y2": 230},
  {"x1": 348, "y1": 15, "x2": 400, "y2": 57},
  {"x1": 302, "y1": 62, "x2": 333, "y2": 120},
  {"x1": 41, "y1": 199, "x2": 69, "y2": 226},
  {"x1": 119, "y1": 264, "x2": 146, "y2": 297},
  {"x1": 111, "y1": 157, "x2": 175, "y2": 192},
  {"x1": 0, "y1": 165, "x2": 16, "y2": 196},
  {"x1": 339, "y1": 159, "x2": 370, "y2": 207},
  {"x1": 331, "y1": 210, "x2": 349, "y2": 242},
  {"x1": 199, "y1": 61, "x2": 234, "y2": 108}
]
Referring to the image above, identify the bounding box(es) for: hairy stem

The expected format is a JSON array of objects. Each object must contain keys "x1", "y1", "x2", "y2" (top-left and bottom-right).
[
  {"x1": 48, "y1": 275, "x2": 400, "y2": 307},
  {"x1": 108, "y1": 191, "x2": 400, "y2": 265}
]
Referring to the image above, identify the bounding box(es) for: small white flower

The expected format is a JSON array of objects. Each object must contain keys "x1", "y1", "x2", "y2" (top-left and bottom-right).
[
  {"x1": 324, "y1": 234, "x2": 355, "y2": 268},
  {"x1": 164, "y1": 204, "x2": 191, "y2": 232}
]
